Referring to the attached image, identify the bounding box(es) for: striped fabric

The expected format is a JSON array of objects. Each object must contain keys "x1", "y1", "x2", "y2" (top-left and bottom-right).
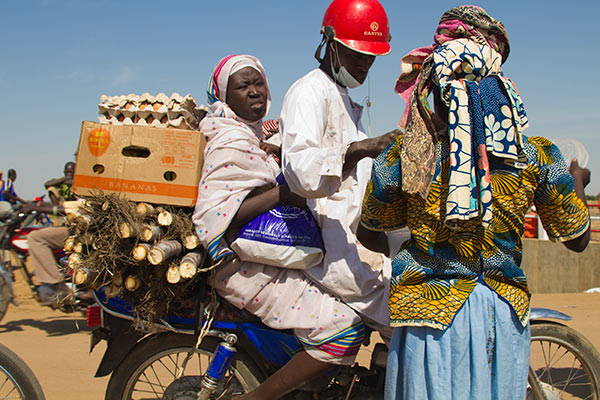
[
  {"x1": 206, "y1": 54, "x2": 239, "y2": 106},
  {"x1": 298, "y1": 322, "x2": 365, "y2": 357},
  {"x1": 262, "y1": 119, "x2": 279, "y2": 139}
]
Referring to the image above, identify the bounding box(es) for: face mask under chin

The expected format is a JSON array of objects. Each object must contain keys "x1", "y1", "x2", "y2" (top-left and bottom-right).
[
  {"x1": 333, "y1": 65, "x2": 362, "y2": 88},
  {"x1": 330, "y1": 44, "x2": 363, "y2": 89}
]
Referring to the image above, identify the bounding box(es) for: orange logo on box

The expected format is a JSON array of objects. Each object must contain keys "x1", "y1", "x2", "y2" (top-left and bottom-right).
[
  {"x1": 162, "y1": 155, "x2": 175, "y2": 164},
  {"x1": 88, "y1": 129, "x2": 111, "y2": 156}
]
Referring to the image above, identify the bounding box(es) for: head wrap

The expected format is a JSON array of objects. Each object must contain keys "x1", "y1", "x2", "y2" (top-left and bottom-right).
[
  {"x1": 395, "y1": 5, "x2": 527, "y2": 228},
  {"x1": 204, "y1": 54, "x2": 271, "y2": 137}
]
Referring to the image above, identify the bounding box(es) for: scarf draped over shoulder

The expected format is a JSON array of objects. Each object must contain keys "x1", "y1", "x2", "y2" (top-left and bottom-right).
[{"x1": 394, "y1": 5, "x2": 528, "y2": 228}]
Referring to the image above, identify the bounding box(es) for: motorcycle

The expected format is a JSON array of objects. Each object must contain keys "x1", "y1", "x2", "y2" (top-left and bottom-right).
[
  {"x1": 0, "y1": 343, "x2": 46, "y2": 399},
  {"x1": 87, "y1": 280, "x2": 600, "y2": 400},
  {"x1": 0, "y1": 202, "x2": 91, "y2": 322}
]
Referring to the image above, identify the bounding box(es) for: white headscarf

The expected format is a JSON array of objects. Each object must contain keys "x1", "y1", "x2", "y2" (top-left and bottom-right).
[{"x1": 204, "y1": 54, "x2": 271, "y2": 138}]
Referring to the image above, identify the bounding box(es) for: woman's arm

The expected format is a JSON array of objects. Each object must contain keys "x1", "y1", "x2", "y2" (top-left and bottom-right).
[
  {"x1": 562, "y1": 160, "x2": 591, "y2": 252},
  {"x1": 225, "y1": 184, "x2": 307, "y2": 241}
]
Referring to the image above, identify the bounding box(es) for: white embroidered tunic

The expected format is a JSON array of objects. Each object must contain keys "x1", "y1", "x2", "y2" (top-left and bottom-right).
[{"x1": 280, "y1": 68, "x2": 391, "y2": 329}]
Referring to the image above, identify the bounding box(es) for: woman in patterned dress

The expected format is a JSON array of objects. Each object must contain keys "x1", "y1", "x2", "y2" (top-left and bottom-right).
[{"x1": 358, "y1": 6, "x2": 591, "y2": 400}]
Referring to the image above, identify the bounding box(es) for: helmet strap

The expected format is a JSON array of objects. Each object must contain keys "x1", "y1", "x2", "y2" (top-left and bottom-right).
[
  {"x1": 314, "y1": 34, "x2": 327, "y2": 63},
  {"x1": 314, "y1": 26, "x2": 335, "y2": 63}
]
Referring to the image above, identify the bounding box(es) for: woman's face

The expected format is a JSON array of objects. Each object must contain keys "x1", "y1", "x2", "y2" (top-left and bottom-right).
[{"x1": 226, "y1": 67, "x2": 268, "y2": 121}]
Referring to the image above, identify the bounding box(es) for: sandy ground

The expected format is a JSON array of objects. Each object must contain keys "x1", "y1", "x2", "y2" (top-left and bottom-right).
[{"x1": 0, "y1": 272, "x2": 599, "y2": 400}]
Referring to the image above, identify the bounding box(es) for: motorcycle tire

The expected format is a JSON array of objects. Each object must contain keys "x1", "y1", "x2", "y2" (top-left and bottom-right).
[
  {"x1": 0, "y1": 343, "x2": 45, "y2": 400},
  {"x1": 105, "y1": 332, "x2": 264, "y2": 400},
  {"x1": 0, "y1": 273, "x2": 11, "y2": 323},
  {"x1": 529, "y1": 323, "x2": 600, "y2": 400}
]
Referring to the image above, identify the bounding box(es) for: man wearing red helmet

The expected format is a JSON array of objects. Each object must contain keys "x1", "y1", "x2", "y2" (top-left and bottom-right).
[{"x1": 275, "y1": 0, "x2": 399, "y2": 391}]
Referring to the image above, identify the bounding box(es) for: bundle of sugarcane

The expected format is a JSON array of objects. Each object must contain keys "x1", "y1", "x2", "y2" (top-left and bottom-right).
[{"x1": 64, "y1": 191, "x2": 207, "y2": 324}]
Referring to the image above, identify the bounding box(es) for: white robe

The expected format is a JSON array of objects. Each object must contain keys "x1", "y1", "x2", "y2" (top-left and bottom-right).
[{"x1": 280, "y1": 68, "x2": 391, "y2": 330}]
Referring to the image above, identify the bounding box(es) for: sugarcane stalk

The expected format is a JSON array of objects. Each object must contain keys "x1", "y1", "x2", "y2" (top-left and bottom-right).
[
  {"x1": 132, "y1": 243, "x2": 153, "y2": 261},
  {"x1": 73, "y1": 241, "x2": 84, "y2": 254},
  {"x1": 124, "y1": 275, "x2": 141, "y2": 291},
  {"x1": 147, "y1": 240, "x2": 182, "y2": 265},
  {"x1": 140, "y1": 225, "x2": 163, "y2": 242},
  {"x1": 73, "y1": 267, "x2": 97, "y2": 285},
  {"x1": 156, "y1": 208, "x2": 174, "y2": 226},
  {"x1": 182, "y1": 233, "x2": 200, "y2": 250},
  {"x1": 118, "y1": 222, "x2": 137, "y2": 239},
  {"x1": 64, "y1": 236, "x2": 76, "y2": 252},
  {"x1": 166, "y1": 265, "x2": 181, "y2": 284},
  {"x1": 136, "y1": 202, "x2": 155, "y2": 217},
  {"x1": 179, "y1": 251, "x2": 203, "y2": 279},
  {"x1": 68, "y1": 253, "x2": 82, "y2": 268}
]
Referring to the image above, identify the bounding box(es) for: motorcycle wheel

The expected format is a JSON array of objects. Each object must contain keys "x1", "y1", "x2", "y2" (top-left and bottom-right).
[
  {"x1": 105, "y1": 332, "x2": 264, "y2": 400},
  {"x1": 0, "y1": 343, "x2": 45, "y2": 400},
  {"x1": 529, "y1": 323, "x2": 600, "y2": 400}
]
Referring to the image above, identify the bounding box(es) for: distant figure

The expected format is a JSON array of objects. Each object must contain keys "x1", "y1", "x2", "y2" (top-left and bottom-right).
[
  {"x1": 0, "y1": 170, "x2": 4, "y2": 200},
  {"x1": 24, "y1": 161, "x2": 77, "y2": 307},
  {"x1": 1, "y1": 169, "x2": 26, "y2": 204},
  {"x1": 44, "y1": 161, "x2": 75, "y2": 206}
]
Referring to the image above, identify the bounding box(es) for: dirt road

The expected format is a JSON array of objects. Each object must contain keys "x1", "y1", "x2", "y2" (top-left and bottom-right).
[{"x1": 1, "y1": 277, "x2": 599, "y2": 400}]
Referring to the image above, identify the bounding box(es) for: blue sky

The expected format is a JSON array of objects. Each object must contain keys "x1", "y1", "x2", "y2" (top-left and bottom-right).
[{"x1": 1, "y1": 0, "x2": 598, "y2": 199}]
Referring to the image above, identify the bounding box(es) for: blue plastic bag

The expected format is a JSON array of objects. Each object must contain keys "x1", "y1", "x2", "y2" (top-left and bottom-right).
[{"x1": 231, "y1": 203, "x2": 324, "y2": 270}]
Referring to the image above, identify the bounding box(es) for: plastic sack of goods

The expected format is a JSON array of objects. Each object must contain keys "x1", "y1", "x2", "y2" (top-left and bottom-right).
[{"x1": 231, "y1": 203, "x2": 324, "y2": 270}]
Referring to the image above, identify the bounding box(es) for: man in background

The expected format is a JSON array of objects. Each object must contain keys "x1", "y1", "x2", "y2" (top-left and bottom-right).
[
  {"x1": 0, "y1": 170, "x2": 4, "y2": 202},
  {"x1": 24, "y1": 161, "x2": 76, "y2": 306},
  {"x1": 1, "y1": 169, "x2": 26, "y2": 204}
]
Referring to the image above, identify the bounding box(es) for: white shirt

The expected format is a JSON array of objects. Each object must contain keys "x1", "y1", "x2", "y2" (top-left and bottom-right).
[{"x1": 280, "y1": 68, "x2": 390, "y2": 328}]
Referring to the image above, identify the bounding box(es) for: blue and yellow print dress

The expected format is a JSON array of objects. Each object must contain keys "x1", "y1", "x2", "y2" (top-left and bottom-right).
[{"x1": 361, "y1": 134, "x2": 589, "y2": 329}]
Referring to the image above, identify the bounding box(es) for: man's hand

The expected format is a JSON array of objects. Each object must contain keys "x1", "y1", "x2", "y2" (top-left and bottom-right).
[
  {"x1": 344, "y1": 129, "x2": 402, "y2": 173},
  {"x1": 366, "y1": 129, "x2": 403, "y2": 157}
]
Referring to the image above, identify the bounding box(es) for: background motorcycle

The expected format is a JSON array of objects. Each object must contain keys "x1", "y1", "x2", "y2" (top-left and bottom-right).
[
  {"x1": 0, "y1": 202, "x2": 91, "y2": 322},
  {"x1": 86, "y1": 281, "x2": 600, "y2": 400}
]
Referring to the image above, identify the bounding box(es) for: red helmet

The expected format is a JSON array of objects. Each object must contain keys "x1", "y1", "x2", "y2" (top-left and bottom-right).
[{"x1": 321, "y1": 0, "x2": 391, "y2": 56}]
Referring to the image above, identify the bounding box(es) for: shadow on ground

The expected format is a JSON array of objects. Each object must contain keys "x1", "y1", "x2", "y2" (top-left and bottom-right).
[{"x1": 0, "y1": 315, "x2": 91, "y2": 336}]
